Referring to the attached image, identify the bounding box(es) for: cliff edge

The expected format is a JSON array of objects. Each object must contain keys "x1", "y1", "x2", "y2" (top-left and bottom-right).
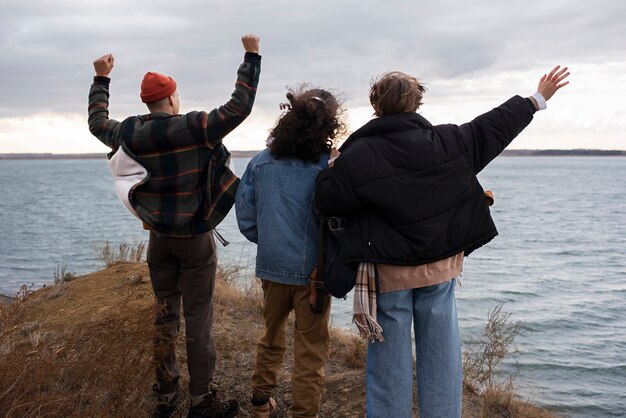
[{"x1": 0, "y1": 263, "x2": 555, "y2": 417}]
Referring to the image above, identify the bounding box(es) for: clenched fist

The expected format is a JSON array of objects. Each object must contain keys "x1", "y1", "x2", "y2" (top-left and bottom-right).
[
  {"x1": 241, "y1": 34, "x2": 260, "y2": 54},
  {"x1": 93, "y1": 54, "x2": 115, "y2": 77}
]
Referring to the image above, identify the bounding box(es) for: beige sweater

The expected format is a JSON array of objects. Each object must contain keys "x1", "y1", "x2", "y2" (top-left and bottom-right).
[{"x1": 376, "y1": 252, "x2": 464, "y2": 293}]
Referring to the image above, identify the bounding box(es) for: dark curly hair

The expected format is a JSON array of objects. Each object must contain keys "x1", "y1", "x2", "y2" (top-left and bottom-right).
[{"x1": 269, "y1": 85, "x2": 347, "y2": 162}]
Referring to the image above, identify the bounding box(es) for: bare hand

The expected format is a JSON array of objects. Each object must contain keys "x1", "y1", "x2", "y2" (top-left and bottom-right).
[
  {"x1": 241, "y1": 34, "x2": 260, "y2": 54},
  {"x1": 537, "y1": 65, "x2": 570, "y2": 101},
  {"x1": 93, "y1": 54, "x2": 114, "y2": 77}
]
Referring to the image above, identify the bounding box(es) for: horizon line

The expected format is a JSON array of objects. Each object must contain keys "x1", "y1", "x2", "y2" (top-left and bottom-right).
[{"x1": 2, "y1": 148, "x2": 626, "y2": 159}]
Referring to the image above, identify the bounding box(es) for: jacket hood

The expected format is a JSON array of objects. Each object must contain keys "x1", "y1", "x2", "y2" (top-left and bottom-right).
[{"x1": 340, "y1": 112, "x2": 432, "y2": 152}]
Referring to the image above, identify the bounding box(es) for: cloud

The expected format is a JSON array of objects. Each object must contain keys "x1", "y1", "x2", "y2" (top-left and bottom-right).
[
  {"x1": 0, "y1": 0, "x2": 625, "y2": 151},
  {"x1": 0, "y1": 113, "x2": 109, "y2": 153}
]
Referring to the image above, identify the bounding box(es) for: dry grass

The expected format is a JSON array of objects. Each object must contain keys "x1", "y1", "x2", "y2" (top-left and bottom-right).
[
  {"x1": 328, "y1": 328, "x2": 366, "y2": 370},
  {"x1": 0, "y1": 284, "x2": 32, "y2": 335},
  {"x1": 98, "y1": 241, "x2": 147, "y2": 267},
  {"x1": 0, "y1": 273, "x2": 156, "y2": 417},
  {"x1": 461, "y1": 303, "x2": 555, "y2": 418},
  {"x1": 464, "y1": 303, "x2": 521, "y2": 392},
  {"x1": 0, "y1": 311, "x2": 156, "y2": 417},
  {"x1": 0, "y1": 263, "x2": 557, "y2": 418},
  {"x1": 53, "y1": 262, "x2": 76, "y2": 285},
  {"x1": 478, "y1": 385, "x2": 557, "y2": 418}
]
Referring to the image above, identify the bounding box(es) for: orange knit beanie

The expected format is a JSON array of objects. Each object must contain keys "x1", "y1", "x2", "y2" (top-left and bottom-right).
[{"x1": 140, "y1": 72, "x2": 177, "y2": 103}]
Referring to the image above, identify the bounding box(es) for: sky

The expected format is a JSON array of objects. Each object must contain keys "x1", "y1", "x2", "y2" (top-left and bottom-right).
[{"x1": 0, "y1": 0, "x2": 625, "y2": 153}]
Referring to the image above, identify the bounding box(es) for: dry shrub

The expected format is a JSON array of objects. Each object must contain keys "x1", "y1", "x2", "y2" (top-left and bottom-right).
[
  {"x1": 41, "y1": 284, "x2": 68, "y2": 301},
  {"x1": 98, "y1": 241, "x2": 147, "y2": 267},
  {"x1": 126, "y1": 274, "x2": 147, "y2": 286},
  {"x1": 215, "y1": 264, "x2": 263, "y2": 314},
  {"x1": 53, "y1": 262, "x2": 76, "y2": 284},
  {"x1": 463, "y1": 303, "x2": 520, "y2": 392},
  {"x1": 0, "y1": 296, "x2": 157, "y2": 418},
  {"x1": 214, "y1": 264, "x2": 246, "y2": 307},
  {"x1": 216, "y1": 264, "x2": 242, "y2": 287},
  {"x1": 328, "y1": 328, "x2": 367, "y2": 370},
  {"x1": 0, "y1": 285, "x2": 32, "y2": 335},
  {"x1": 20, "y1": 321, "x2": 42, "y2": 337},
  {"x1": 480, "y1": 385, "x2": 555, "y2": 418},
  {"x1": 459, "y1": 303, "x2": 555, "y2": 417}
]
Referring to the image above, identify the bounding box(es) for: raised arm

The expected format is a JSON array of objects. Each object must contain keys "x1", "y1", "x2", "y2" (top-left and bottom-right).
[
  {"x1": 88, "y1": 54, "x2": 121, "y2": 149},
  {"x1": 455, "y1": 65, "x2": 570, "y2": 173},
  {"x1": 189, "y1": 34, "x2": 262, "y2": 148}
]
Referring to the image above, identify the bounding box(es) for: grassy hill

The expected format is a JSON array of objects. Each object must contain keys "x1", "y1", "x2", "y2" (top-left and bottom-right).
[{"x1": 0, "y1": 262, "x2": 556, "y2": 417}]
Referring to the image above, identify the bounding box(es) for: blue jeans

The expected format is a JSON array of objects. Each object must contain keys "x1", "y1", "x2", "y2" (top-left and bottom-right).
[{"x1": 366, "y1": 279, "x2": 462, "y2": 418}]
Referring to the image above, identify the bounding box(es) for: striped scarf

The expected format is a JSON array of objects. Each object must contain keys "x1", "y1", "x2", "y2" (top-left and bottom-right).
[{"x1": 353, "y1": 262, "x2": 384, "y2": 342}]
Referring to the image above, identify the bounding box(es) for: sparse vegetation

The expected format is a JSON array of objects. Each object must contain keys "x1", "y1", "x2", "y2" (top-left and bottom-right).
[
  {"x1": 217, "y1": 263, "x2": 243, "y2": 286},
  {"x1": 0, "y1": 269, "x2": 156, "y2": 417},
  {"x1": 0, "y1": 265, "x2": 555, "y2": 418},
  {"x1": 460, "y1": 303, "x2": 549, "y2": 417},
  {"x1": 41, "y1": 284, "x2": 68, "y2": 301},
  {"x1": 329, "y1": 328, "x2": 366, "y2": 370},
  {"x1": 53, "y1": 261, "x2": 75, "y2": 284},
  {"x1": 125, "y1": 274, "x2": 147, "y2": 286},
  {"x1": 98, "y1": 241, "x2": 147, "y2": 267},
  {"x1": 463, "y1": 303, "x2": 521, "y2": 392},
  {"x1": 20, "y1": 321, "x2": 42, "y2": 337},
  {"x1": 0, "y1": 284, "x2": 32, "y2": 335}
]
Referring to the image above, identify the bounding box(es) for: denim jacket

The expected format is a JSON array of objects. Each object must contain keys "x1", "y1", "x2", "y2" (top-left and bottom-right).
[{"x1": 235, "y1": 148, "x2": 329, "y2": 286}]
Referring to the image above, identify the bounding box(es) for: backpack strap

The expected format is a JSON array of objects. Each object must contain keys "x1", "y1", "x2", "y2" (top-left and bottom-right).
[{"x1": 309, "y1": 266, "x2": 326, "y2": 314}]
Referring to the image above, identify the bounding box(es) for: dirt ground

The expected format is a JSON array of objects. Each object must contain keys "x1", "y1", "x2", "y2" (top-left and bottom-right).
[{"x1": 1, "y1": 262, "x2": 556, "y2": 417}]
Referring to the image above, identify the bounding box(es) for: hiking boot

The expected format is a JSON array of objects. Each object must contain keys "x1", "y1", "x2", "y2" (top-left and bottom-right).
[
  {"x1": 209, "y1": 382, "x2": 219, "y2": 398},
  {"x1": 251, "y1": 396, "x2": 277, "y2": 418},
  {"x1": 187, "y1": 392, "x2": 239, "y2": 418},
  {"x1": 153, "y1": 389, "x2": 184, "y2": 418}
]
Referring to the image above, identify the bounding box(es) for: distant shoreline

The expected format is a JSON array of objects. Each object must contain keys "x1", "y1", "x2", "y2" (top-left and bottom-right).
[
  {"x1": 1, "y1": 149, "x2": 625, "y2": 160},
  {"x1": 503, "y1": 149, "x2": 626, "y2": 156},
  {"x1": 0, "y1": 151, "x2": 259, "y2": 160}
]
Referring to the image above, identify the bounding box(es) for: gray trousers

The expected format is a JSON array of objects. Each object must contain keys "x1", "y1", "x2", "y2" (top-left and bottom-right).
[{"x1": 147, "y1": 231, "x2": 217, "y2": 397}]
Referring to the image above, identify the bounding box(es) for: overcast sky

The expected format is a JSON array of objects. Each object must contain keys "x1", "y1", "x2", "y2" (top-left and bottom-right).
[{"x1": 1, "y1": 0, "x2": 625, "y2": 153}]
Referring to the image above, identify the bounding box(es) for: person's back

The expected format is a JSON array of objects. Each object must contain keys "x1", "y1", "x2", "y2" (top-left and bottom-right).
[
  {"x1": 90, "y1": 52, "x2": 260, "y2": 236},
  {"x1": 315, "y1": 67, "x2": 570, "y2": 418},
  {"x1": 235, "y1": 86, "x2": 346, "y2": 418},
  {"x1": 88, "y1": 35, "x2": 261, "y2": 418},
  {"x1": 112, "y1": 110, "x2": 239, "y2": 235},
  {"x1": 325, "y1": 95, "x2": 534, "y2": 265},
  {"x1": 237, "y1": 148, "x2": 327, "y2": 283}
]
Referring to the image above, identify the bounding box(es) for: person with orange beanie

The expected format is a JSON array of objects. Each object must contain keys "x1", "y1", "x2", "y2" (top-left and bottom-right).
[{"x1": 88, "y1": 35, "x2": 261, "y2": 418}]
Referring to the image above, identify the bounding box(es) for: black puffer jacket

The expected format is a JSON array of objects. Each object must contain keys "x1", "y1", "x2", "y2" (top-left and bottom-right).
[{"x1": 315, "y1": 95, "x2": 536, "y2": 265}]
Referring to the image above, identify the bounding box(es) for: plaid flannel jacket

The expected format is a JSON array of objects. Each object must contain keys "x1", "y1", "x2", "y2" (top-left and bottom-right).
[{"x1": 88, "y1": 53, "x2": 261, "y2": 236}]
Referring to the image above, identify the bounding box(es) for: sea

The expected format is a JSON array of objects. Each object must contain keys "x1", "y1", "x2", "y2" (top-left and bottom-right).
[{"x1": 1, "y1": 156, "x2": 625, "y2": 417}]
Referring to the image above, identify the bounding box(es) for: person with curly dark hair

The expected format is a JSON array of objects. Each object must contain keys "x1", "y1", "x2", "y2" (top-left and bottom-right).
[
  {"x1": 268, "y1": 87, "x2": 345, "y2": 162},
  {"x1": 235, "y1": 85, "x2": 346, "y2": 418}
]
